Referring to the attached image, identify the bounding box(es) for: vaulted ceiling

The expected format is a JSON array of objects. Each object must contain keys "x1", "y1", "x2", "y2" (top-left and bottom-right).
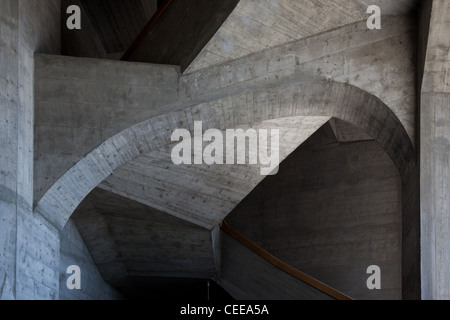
[
  {"x1": 64, "y1": 0, "x2": 421, "y2": 299},
  {"x1": 62, "y1": 0, "x2": 420, "y2": 72},
  {"x1": 187, "y1": 0, "x2": 421, "y2": 72}
]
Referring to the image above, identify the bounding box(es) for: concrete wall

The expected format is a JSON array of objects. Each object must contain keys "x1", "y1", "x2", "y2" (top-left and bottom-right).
[
  {"x1": 420, "y1": 0, "x2": 450, "y2": 300},
  {"x1": 35, "y1": 16, "x2": 416, "y2": 209},
  {"x1": 59, "y1": 219, "x2": 122, "y2": 300},
  {"x1": 1, "y1": 0, "x2": 119, "y2": 300},
  {"x1": 218, "y1": 232, "x2": 334, "y2": 300},
  {"x1": 34, "y1": 55, "x2": 180, "y2": 205},
  {"x1": 181, "y1": 16, "x2": 417, "y2": 144},
  {"x1": 227, "y1": 121, "x2": 403, "y2": 300},
  {"x1": 186, "y1": 0, "x2": 420, "y2": 73},
  {"x1": 0, "y1": 0, "x2": 61, "y2": 300},
  {"x1": 15, "y1": 0, "x2": 61, "y2": 301},
  {"x1": 34, "y1": 14, "x2": 417, "y2": 228},
  {"x1": 402, "y1": 163, "x2": 420, "y2": 299},
  {"x1": 35, "y1": 80, "x2": 415, "y2": 233},
  {"x1": 27, "y1": 9, "x2": 419, "y2": 300},
  {"x1": 0, "y1": 0, "x2": 20, "y2": 300}
]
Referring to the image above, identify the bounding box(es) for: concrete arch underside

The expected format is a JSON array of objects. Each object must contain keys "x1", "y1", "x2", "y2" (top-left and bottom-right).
[
  {"x1": 35, "y1": 80, "x2": 420, "y2": 299},
  {"x1": 34, "y1": 81, "x2": 413, "y2": 228}
]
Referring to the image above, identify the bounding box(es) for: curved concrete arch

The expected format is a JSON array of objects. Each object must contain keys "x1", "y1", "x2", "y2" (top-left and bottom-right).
[{"x1": 35, "y1": 81, "x2": 416, "y2": 231}]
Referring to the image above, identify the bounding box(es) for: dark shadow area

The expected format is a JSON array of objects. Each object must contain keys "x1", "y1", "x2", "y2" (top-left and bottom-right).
[{"x1": 117, "y1": 277, "x2": 235, "y2": 301}]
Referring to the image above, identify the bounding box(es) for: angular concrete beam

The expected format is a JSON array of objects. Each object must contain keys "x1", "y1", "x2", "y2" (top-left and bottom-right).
[
  {"x1": 35, "y1": 81, "x2": 414, "y2": 231},
  {"x1": 35, "y1": 16, "x2": 417, "y2": 209},
  {"x1": 182, "y1": 16, "x2": 418, "y2": 144}
]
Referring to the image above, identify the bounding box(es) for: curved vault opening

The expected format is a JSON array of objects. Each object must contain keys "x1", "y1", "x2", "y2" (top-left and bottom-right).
[
  {"x1": 225, "y1": 119, "x2": 403, "y2": 300},
  {"x1": 67, "y1": 117, "x2": 415, "y2": 300},
  {"x1": 41, "y1": 82, "x2": 418, "y2": 299}
]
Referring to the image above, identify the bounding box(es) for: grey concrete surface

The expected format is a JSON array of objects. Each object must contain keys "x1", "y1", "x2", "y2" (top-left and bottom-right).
[
  {"x1": 0, "y1": 0, "x2": 62, "y2": 300},
  {"x1": 34, "y1": 54, "x2": 180, "y2": 206},
  {"x1": 227, "y1": 121, "x2": 402, "y2": 300},
  {"x1": 0, "y1": 0, "x2": 19, "y2": 299},
  {"x1": 71, "y1": 188, "x2": 218, "y2": 294},
  {"x1": 420, "y1": 0, "x2": 450, "y2": 300},
  {"x1": 59, "y1": 219, "x2": 122, "y2": 300},
  {"x1": 186, "y1": 0, "x2": 420, "y2": 73},
  {"x1": 35, "y1": 81, "x2": 415, "y2": 232},
  {"x1": 99, "y1": 116, "x2": 330, "y2": 229},
  {"x1": 15, "y1": 0, "x2": 61, "y2": 300},
  {"x1": 35, "y1": 16, "x2": 417, "y2": 209},
  {"x1": 182, "y1": 16, "x2": 417, "y2": 144},
  {"x1": 2, "y1": 0, "x2": 446, "y2": 300},
  {"x1": 0, "y1": 0, "x2": 118, "y2": 301}
]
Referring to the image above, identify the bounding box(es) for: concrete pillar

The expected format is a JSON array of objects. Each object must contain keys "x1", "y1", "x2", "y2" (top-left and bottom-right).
[
  {"x1": 420, "y1": 0, "x2": 450, "y2": 300},
  {"x1": 0, "y1": 0, "x2": 61, "y2": 300},
  {"x1": 0, "y1": 0, "x2": 19, "y2": 299}
]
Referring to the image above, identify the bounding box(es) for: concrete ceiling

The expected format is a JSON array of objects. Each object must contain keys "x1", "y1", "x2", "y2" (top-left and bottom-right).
[
  {"x1": 98, "y1": 116, "x2": 331, "y2": 229},
  {"x1": 186, "y1": 0, "x2": 420, "y2": 72},
  {"x1": 63, "y1": 0, "x2": 420, "y2": 71},
  {"x1": 72, "y1": 187, "x2": 218, "y2": 287},
  {"x1": 67, "y1": 0, "x2": 421, "y2": 297},
  {"x1": 72, "y1": 118, "x2": 377, "y2": 295}
]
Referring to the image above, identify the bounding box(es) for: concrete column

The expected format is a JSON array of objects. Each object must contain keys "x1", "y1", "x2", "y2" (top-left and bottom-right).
[
  {"x1": 0, "y1": 0, "x2": 61, "y2": 300},
  {"x1": 0, "y1": 0, "x2": 19, "y2": 299},
  {"x1": 420, "y1": 0, "x2": 450, "y2": 300}
]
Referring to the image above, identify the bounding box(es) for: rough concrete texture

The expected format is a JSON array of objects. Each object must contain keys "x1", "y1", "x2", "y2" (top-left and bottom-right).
[
  {"x1": 0, "y1": 0, "x2": 19, "y2": 299},
  {"x1": 71, "y1": 188, "x2": 218, "y2": 291},
  {"x1": 182, "y1": 16, "x2": 417, "y2": 144},
  {"x1": 35, "y1": 81, "x2": 415, "y2": 232},
  {"x1": 15, "y1": 211, "x2": 59, "y2": 300},
  {"x1": 0, "y1": 0, "x2": 61, "y2": 300},
  {"x1": 420, "y1": 0, "x2": 450, "y2": 300},
  {"x1": 186, "y1": 0, "x2": 420, "y2": 72},
  {"x1": 227, "y1": 121, "x2": 402, "y2": 300},
  {"x1": 59, "y1": 219, "x2": 122, "y2": 300},
  {"x1": 34, "y1": 55, "x2": 180, "y2": 205},
  {"x1": 1, "y1": 0, "x2": 118, "y2": 301},
  {"x1": 34, "y1": 16, "x2": 417, "y2": 210},
  {"x1": 1, "y1": 0, "x2": 435, "y2": 300},
  {"x1": 15, "y1": 0, "x2": 61, "y2": 301},
  {"x1": 0, "y1": 0, "x2": 18, "y2": 205},
  {"x1": 99, "y1": 117, "x2": 330, "y2": 229},
  {"x1": 32, "y1": 12, "x2": 420, "y2": 299},
  {"x1": 402, "y1": 162, "x2": 420, "y2": 300}
]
